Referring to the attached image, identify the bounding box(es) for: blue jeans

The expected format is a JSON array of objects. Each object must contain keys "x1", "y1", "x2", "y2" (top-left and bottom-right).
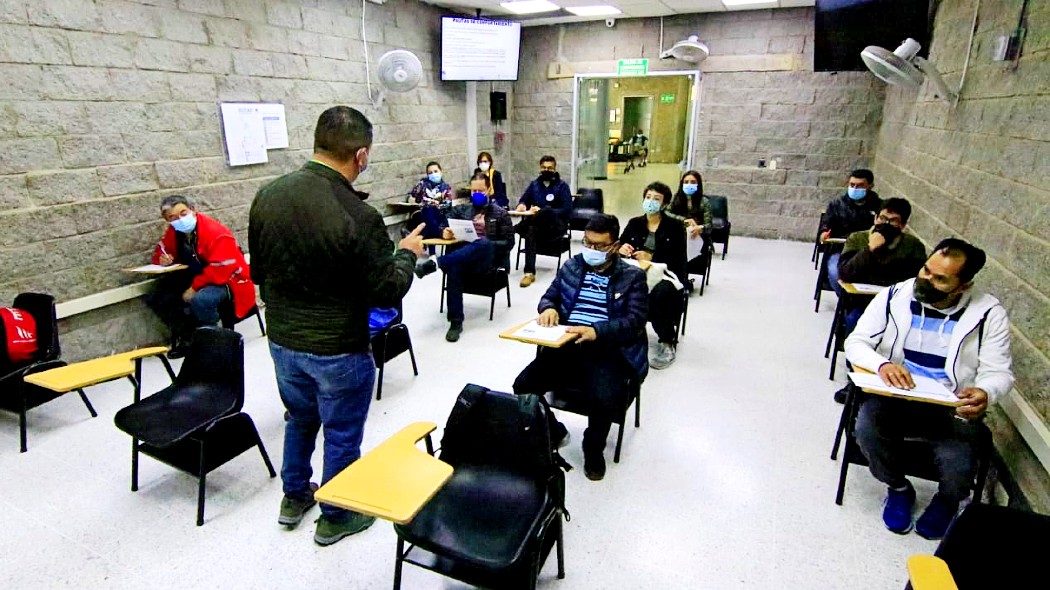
[
  {"x1": 440, "y1": 240, "x2": 497, "y2": 323},
  {"x1": 268, "y1": 342, "x2": 376, "y2": 521},
  {"x1": 188, "y1": 285, "x2": 228, "y2": 325},
  {"x1": 827, "y1": 252, "x2": 845, "y2": 297}
]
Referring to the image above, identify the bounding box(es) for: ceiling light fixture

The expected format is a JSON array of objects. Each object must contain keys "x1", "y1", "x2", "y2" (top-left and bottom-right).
[
  {"x1": 565, "y1": 5, "x2": 622, "y2": 16},
  {"x1": 500, "y1": 0, "x2": 561, "y2": 14}
]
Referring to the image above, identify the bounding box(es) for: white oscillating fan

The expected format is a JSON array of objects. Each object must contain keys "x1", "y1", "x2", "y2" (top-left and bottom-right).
[
  {"x1": 660, "y1": 35, "x2": 709, "y2": 63},
  {"x1": 861, "y1": 38, "x2": 957, "y2": 103},
  {"x1": 371, "y1": 49, "x2": 422, "y2": 106}
]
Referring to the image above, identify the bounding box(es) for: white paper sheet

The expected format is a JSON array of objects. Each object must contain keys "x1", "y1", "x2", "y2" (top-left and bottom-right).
[
  {"x1": 126, "y1": 264, "x2": 184, "y2": 274},
  {"x1": 447, "y1": 219, "x2": 478, "y2": 242},
  {"x1": 220, "y1": 103, "x2": 268, "y2": 166},
  {"x1": 686, "y1": 232, "x2": 704, "y2": 260},
  {"x1": 259, "y1": 103, "x2": 289, "y2": 149},
  {"x1": 512, "y1": 320, "x2": 568, "y2": 343},
  {"x1": 848, "y1": 372, "x2": 960, "y2": 404}
]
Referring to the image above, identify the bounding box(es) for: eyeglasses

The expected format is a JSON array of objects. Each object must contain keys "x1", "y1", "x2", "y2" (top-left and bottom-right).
[
  {"x1": 876, "y1": 214, "x2": 903, "y2": 227},
  {"x1": 583, "y1": 238, "x2": 615, "y2": 250}
]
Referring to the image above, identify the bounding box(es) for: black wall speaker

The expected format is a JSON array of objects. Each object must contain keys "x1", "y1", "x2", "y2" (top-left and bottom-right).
[{"x1": 490, "y1": 91, "x2": 507, "y2": 122}]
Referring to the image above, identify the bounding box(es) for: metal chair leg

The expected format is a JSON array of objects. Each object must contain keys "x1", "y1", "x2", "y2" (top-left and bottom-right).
[
  {"x1": 489, "y1": 293, "x2": 495, "y2": 321},
  {"x1": 506, "y1": 282, "x2": 512, "y2": 308},
  {"x1": 556, "y1": 521, "x2": 565, "y2": 579},
  {"x1": 835, "y1": 452, "x2": 850, "y2": 506},
  {"x1": 256, "y1": 309, "x2": 266, "y2": 336},
  {"x1": 634, "y1": 391, "x2": 641, "y2": 428},
  {"x1": 407, "y1": 335, "x2": 419, "y2": 376},
  {"x1": 376, "y1": 364, "x2": 385, "y2": 401},
  {"x1": 393, "y1": 537, "x2": 405, "y2": 590},
  {"x1": 159, "y1": 355, "x2": 176, "y2": 381},
  {"x1": 19, "y1": 408, "x2": 27, "y2": 453},
  {"x1": 77, "y1": 388, "x2": 98, "y2": 417},
  {"x1": 257, "y1": 436, "x2": 277, "y2": 478},
  {"x1": 197, "y1": 442, "x2": 207, "y2": 526},
  {"x1": 830, "y1": 391, "x2": 852, "y2": 460},
  {"x1": 131, "y1": 439, "x2": 139, "y2": 492},
  {"x1": 613, "y1": 422, "x2": 625, "y2": 464}
]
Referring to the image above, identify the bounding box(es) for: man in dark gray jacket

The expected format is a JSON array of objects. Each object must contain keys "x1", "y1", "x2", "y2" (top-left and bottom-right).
[{"x1": 249, "y1": 106, "x2": 424, "y2": 546}]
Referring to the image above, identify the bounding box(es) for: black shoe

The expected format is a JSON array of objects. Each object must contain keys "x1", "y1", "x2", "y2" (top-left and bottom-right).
[
  {"x1": 584, "y1": 452, "x2": 606, "y2": 481},
  {"x1": 167, "y1": 340, "x2": 189, "y2": 359},
  {"x1": 833, "y1": 385, "x2": 850, "y2": 404},
  {"x1": 414, "y1": 259, "x2": 437, "y2": 279},
  {"x1": 445, "y1": 322, "x2": 463, "y2": 342}
]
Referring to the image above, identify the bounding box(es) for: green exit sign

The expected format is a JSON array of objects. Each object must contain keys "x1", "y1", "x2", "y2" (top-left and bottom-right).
[
  {"x1": 617, "y1": 58, "x2": 648, "y2": 76},
  {"x1": 660, "y1": 93, "x2": 675, "y2": 103}
]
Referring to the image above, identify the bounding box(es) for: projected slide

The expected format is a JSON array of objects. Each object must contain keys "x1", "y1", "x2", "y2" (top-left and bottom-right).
[{"x1": 441, "y1": 17, "x2": 521, "y2": 81}]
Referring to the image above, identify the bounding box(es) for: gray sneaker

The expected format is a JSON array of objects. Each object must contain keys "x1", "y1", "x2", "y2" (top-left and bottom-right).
[
  {"x1": 650, "y1": 343, "x2": 676, "y2": 370},
  {"x1": 278, "y1": 482, "x2": 319, "y2": 528},
  {"x1": 314, "y1": 512, "x2": 377, "y2": 546}
]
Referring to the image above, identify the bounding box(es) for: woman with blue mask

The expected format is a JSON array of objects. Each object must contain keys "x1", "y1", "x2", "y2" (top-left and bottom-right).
[
  {"x1": 667, "y1": 170, "x2": 712, "y2": 238},
  {"x1": 409, "y1": 161, "x2": 454, "y2": 239},
  {"x1": 617, "y1": 181, "x2": 687, "y2": 370}
]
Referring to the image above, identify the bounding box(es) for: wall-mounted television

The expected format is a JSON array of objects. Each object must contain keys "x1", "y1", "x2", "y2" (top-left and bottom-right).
[
  {"x1": 814, "y1": 0, "x2": 932, "y2": 72},
  {"x1": 441, "y1": 17, "x2": 521, "y2": 81}
]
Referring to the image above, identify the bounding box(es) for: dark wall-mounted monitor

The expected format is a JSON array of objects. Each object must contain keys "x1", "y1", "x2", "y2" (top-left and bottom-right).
[
  {"x1": 814, "y1": 0, "x2": 932, "y2": 72},
  {"x1": 441, "y1": 17, "x2": 522, "y2": 81}
]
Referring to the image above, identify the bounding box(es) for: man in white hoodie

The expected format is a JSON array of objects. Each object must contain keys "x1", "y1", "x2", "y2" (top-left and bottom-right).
[{"x1": 844, "y1": 238, "x2": 1013, "y2": 540}]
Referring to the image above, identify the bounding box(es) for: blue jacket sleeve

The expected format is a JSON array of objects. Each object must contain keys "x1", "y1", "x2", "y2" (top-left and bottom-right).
[{"x1": 593, "y1": 266, "x2": 648, "y2": 345}]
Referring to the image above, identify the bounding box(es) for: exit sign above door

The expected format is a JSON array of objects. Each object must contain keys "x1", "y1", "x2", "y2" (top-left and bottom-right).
[{"x1": 617, "y1": 59, "x2": 648, "y2": 76}]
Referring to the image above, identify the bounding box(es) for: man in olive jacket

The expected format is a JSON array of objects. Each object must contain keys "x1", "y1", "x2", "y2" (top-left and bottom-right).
[{"x1": 249, "y1": 106, "x2": 424, "y2": 546}]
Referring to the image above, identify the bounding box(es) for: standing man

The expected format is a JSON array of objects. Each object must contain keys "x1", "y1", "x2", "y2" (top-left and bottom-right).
[
  {"x1": 516, "y1": 155, "x2": 573, "y2": 287},
  {"x1": 249, "y1": 106, "x2": 425, "y2": 546}
]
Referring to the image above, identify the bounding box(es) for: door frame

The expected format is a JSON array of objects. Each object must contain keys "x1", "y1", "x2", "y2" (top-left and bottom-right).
[{"x1": 570, "y1": 70, "x2": 703, "y2": 192}]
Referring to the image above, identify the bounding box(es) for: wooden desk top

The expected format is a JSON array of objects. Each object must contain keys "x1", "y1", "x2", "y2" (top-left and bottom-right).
[
  {"x1": 314, "y1": 422, "x2": 453, "y2": 525},
  {"x1": 24, "y1": 347, "x2": 169, "y2": 393},
  {"x1": 124, "y1": 264, "x2": 188, "y2": 274},
  {"x1": 837, "y1": 280, "x2": 882, "y2": 296},
  {"x1": 850, "y1": 366, "x2": 962, "y2": 407},
  {"x1": 499, "y1": 320, "x2": 579, "y2": 348},
  {"x1": 389, "y1": 201, "x2": 421, "y2": 209},
  {"x1": 508, "y1": 210, "x2": 536, "y2": 217},
  {"x1": 421, "y1": 238, "x2": 460, "y2": 246},
  {"x1": 823, "y1": 237, "x2": 847, "y2": 245}
]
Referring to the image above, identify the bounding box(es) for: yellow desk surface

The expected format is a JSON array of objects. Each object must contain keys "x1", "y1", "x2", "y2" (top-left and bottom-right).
[
  {"x1": 837, "y1": 280, "x2": 881, "y2": 296},
  {"x1": 907, "y1": 555, "x2": 958, "y2": 590},
  {"x1": 508, "y1": 210, "x2": 536, "y2": 217},
  {"x1": 421, "y1": 238, "x2": 460, "y2": 246},
  {"x1": 24, "y1": 347, "x2": 169, "y2": 393},
  {"x1": 823, "y1": 237, "x2": 847, "y2": 245},
  {"x1": 498, "y1": 320, "x2": 580, "y2": 348},
  {"x1": 314, "y1": 422, "x2": 453, "y2": 525},
  {"x1": 389, "y1": 202, "x2": 422, "y2": 209}
]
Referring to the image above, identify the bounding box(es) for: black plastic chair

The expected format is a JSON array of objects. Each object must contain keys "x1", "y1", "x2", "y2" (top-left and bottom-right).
[
  {"x1": 706, "y1": 195, "x2": 731, "y2": 259},
  {"x1": 830, "y1": 387, "x2": 991, "y2": 506},
  {"x1": 113, "y1": 327, "x2": 276, "y2": 526},
  {"x1": 0, "y1": 293, "x2": 97, "y2": 453},
  {"x1": 813, "y1": 241, "x2": 842, "y2": 312},
  {"x1": 686, "y1": 239, "x2": 713, "y2": 295},
  {"x1": 371, "y1": 313, "x2": 418, "y2": 401},
  {"x1": 544, "y1": 375, "x2": 640, "y2": 464},
  {"x1": 568, "y1": 188, "x2": 604, "y2": 232},
  {"x1": 678, "y1": 281, "x2": 692, "y2": 337},
  {"x1": 516, "y1": 231, "x2": 572, "y2": 272},
  {"x1": 440, "y1": 267, "x2": 511, "y2": 321},
  {"x1": 217, "y1": 286, "x2": 266, "y2": 336},
  {"x1": 392, "y1": 384, "x2": 567, "y2": 590},
  {"x1": 812, "y1": 211, "x2": 828, "y2": 268}
]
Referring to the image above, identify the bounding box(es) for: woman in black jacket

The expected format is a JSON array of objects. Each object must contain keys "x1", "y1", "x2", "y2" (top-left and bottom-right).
[
  {"x1": 618, "y1": 181, "x2": 686, "y2": 370},
  {"x1": 474, "y1": 151, "x2": 508, "y2": 208}
]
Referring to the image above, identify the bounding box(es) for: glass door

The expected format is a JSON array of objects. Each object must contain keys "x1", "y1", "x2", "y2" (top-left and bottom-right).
[{"x1": 573, "y1": 77, "x2": 610, "y2": 191}]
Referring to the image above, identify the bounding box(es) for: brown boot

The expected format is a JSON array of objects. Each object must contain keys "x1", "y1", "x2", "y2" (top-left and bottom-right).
[{"x1": 520, "y1": 273, "x2": 536, "y2": 287}]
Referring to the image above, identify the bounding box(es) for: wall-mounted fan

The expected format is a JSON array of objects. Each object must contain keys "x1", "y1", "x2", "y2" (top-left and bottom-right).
[
  {"x1": 660, "y1": 35, "x2": 709, "y2": 64},
  {"x1": 861, "y1": 38, "x2": 957, "y2": 103},
  {"x1": 368, "y1": 49, "x2": 422, "y2": 107}
]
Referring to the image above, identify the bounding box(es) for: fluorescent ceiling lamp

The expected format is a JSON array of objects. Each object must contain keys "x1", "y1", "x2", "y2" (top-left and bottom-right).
[
  {"x1": 722, "y1": 0, "x2": 776, "y2": 6},
  {"x1": 501, "y1": 0, "x2": 560, "y2": 14},
  {"x1": 565, "y1": 5, "x2": 622, "y2": 16}
]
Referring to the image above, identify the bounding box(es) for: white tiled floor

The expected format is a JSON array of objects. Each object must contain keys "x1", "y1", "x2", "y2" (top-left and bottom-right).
[{"x1": 0, "y1": 236, "x2": 942, "y2": 589}]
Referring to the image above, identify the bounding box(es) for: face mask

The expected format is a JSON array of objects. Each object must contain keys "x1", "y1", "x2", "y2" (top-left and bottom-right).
[
  {"x1": 539, "y1": 170, "x2": 557, "y2": 184},
  {"x1": 847, "y1": 187, "x2": 867, "y2": 201},
  {"x1": 580, "y1": 246, "x2": 608, "y2": 267},
  {"x1": 170, "y1": 212, "x2": 197, "y2": 234},
  {"x1": 914, "y1": 277, "x2": 953, "y2": 305},
  {"x1": 428, "y1": 172, "x2": 442, "y2": 184},
  {"x1": 682, "y1": 183, "x2": 698, "y2": 196},
  {"x1": 478, "y1": 161, "x2": 491, "y2": 172},
  {"x1": 873, "y1": 223, "x2": 902, "y2": 242},
  {"x1": 642, "y1": 199, "x2": 662, "y2": 215},
  {"x1": 471, "y1": 191, "x2": 488, "y2": 207}
]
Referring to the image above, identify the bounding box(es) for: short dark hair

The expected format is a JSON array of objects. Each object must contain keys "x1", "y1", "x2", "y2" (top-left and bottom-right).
[
  {"x1": 643, "y1": 181, "x2": 673, "y2": 204},
  {"x1": 881, "y1": 198, "x2": 912, "y2": 223},
  {"x1": 477, "y1": 151, "x2": 494, "y2": 165},
  {"x1": 585, "y1": 213, "x2": 619, "y2": 239},
  {"x1": 539, "y1": 155, "x2": 557, "y2": 166},
  {"x1": 160, "y1": 194, "x2": 192, "y2": 212},
  {"x1": 426, "y1": 161, "x2": 442, "y2": 171},
  {"x1": 313, "y1": 106, "x2": 372, "y2": 162},
  {"x1": 932, "y1": 238, "x2": 986, "y2": 283},
  {"x1": 850, "y1": 169, "x2": 874, "y2": 184},
  {"x1": 470, "y1": 171, "x2": 491, "y2": 187}
]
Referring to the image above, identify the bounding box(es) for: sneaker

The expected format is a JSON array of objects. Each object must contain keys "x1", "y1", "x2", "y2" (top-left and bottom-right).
[
  {"x1": 915, "y1": 494, "x2": 960, "y2": 540},
  {"x1": 414, "y1": 259, "x2": 437, "y2": 279},
  {"x1": 833, "y1": 384, "x2": 850, "y2": 404},
  {"x1": 313, "y1": 512, "x2": 376, "y2": 546},
  {"x1": 584, "y1": 452, "x2": 606, "y2": 481},
  {"x1": 278, "y1": 482, "x2": 319, "y2": 527},
  {"x1": 445, "y1": 322, "x2": 463, "y2": 342},
  {"x1": 882, "y1": 482, "x2": 916, "y2": 534},
  {"x1": 520, "y1": 273, "x2": 536, "y2": 288},
  {"x1": 650, "y1": 343, "x2": 676, "y2": 370}
]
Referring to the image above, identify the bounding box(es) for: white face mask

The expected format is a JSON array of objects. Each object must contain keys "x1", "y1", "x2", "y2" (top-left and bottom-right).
[{"x1": 479, "y1": 161, "x2": 491, "y2": 172}]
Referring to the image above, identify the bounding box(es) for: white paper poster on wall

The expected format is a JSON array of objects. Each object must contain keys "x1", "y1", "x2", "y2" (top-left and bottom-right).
[
  {"x1": 259, "y1": 103, "x2": 289, "y2": 149},
  {"x1": 220, "y1": 103, "x2": 269, "y2": 166}
]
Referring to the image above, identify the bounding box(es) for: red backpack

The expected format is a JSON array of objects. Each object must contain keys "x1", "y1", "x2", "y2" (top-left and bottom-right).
[{"x1": 0, "y1": 307, "x2": 38, "y2": 366}]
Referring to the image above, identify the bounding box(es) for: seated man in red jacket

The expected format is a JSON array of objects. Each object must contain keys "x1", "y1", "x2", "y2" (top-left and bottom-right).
[{"x1": 146, "y1": 195, "x2": 255, "y2": 358}]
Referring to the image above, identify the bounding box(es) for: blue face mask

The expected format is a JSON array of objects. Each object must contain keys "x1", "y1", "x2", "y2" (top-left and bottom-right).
[
  {"x1": 170, "y1": 212, "x2": 197, "y2": 234},
  {"x1": 580, "y1": 246, "x2": 609, "y2": 267},
  {"x1": 682, "y1": 183, "x2": 698, "y2": 196},
  {"x1": 847, "y1": 187, "x2": 867, "y2": 201},
  {"x1": 428, "y1": 172, "x2": 442, "y2": 184},
  {"x1": 471, "y1": 191, "x2": 488, "y2": 207},
  {"x1": 642, "y1": 199, "x2": 662, "y2": 215}
]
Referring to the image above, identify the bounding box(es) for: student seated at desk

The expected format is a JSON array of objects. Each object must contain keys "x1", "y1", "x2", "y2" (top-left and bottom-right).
[
  {"x1": 473, "y1": 151, "x2": 508, "y2": 208},
  {"x1": 414, "y1": 177, "x2": 513, "y2": 342},
  {"x1": 513, "y1": 214, "x2": 648, "y2": 481},
  {"x1": 667, "y1": 170, "x2": 712, "y2": 238},
  {"x1": 145, "y1": 195, "x2": 254, "y2": 358},
  {"x1": 515, "y1": 155, "x2": 573, "y2": 288},
  {"x1": 821, "y1": 169, "x2": 882, "y2": 289},
  {"x1": 408, "y1": 161, "x2": 454, "y2": 239},
  {"x1": 618, "y1": 182, "x2": 687, "y2": 370},
  {"x1": 844, "y1": 239, "x2": 1013, "y2": 540}
]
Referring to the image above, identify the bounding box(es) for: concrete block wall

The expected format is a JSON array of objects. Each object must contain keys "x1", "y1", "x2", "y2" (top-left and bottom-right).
[
  {"x1": 873, "y1": 0, "x2": 1050, "y2": 509},
  {"x1": 510, "y1": 8, "x2": 884, "y2": 240},
  {"x1": 0, "y1": 0, "x2": 490, "y2": 360}
]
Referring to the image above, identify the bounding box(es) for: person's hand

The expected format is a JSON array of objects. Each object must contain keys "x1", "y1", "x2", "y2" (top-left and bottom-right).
[
  {"x1": 688, "y1": 224, "x2": 703, "y2": 238},
  {"x1": 537, "y1": 309, "x2": 559, "y2": 327},
  {"x1": 956, "y1": 388, "x2": 989, "y2": 419},
  {"x1": 567, "y1": 326, "x2": 597, "y2": 343},
  {"x1": 158, "y1": 254, "x2": 174, "y2": 266},
  {"x1": 398, "y1": 223, "x2": 426, "y2": 258},
  {"x1": 820, "y1": 230, "x2": 831, "y2": 244},
  {"x1": 634, "y1": 250, "x2": 653, "y2": 262},
  {"x1": 618, "y1": 243, "x2": 635, "y2": 257},
  {"x1": 516, "y1": 204, "x2": 527, "y2": 212},
  {"x1": 182, "y1": 288, "x2": 196, "y2": 303},
  {"x1": 878, "y1": 362, "x2": 915, "y2": 389},
  {"x1": 529, "y1": 205, "x2": 540, "y2": 213},
  {"x1": 442, "y1": 228, "x2": 454, "y2": 240},
  {"x1": 868, "y1": 229, "x2": 887, "y2": 251},
  {"x1": 684, "y1": 218, "x2": 696, "y2": 228}
]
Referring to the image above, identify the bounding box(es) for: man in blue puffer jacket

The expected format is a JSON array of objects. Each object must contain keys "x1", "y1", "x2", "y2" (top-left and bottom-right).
[{"x1": 513, "y1": 214, "x2": 649, "y2": 481}]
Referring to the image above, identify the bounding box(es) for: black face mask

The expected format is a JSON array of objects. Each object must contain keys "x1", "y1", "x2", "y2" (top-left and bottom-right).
[
  {"x1": 873, "y1": 223, "x2": 902, "y2": 242},
  {"x1": 914, "y1": 278, "x2": 953, "y2": 305},
  {"x1": 539, "y1": 170, "x2": 558, "y2": 184}
]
